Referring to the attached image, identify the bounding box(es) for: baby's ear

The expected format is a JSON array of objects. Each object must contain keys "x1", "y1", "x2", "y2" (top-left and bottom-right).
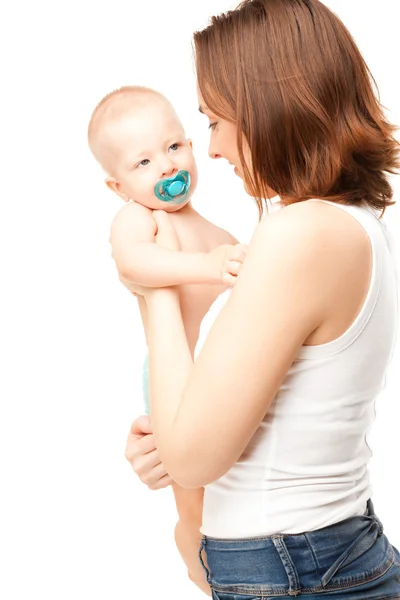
[
  {"x1": 187, "y1": 138, "x2": 193, "y2": 149},
  {"x1": 105, "y1": 177, "x2": 130, "y2": 203}
]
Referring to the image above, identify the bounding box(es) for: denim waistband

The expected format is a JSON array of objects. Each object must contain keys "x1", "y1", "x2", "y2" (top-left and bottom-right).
[{"x1": 198, "y1": 499, "x2": 391, "y2": 597}]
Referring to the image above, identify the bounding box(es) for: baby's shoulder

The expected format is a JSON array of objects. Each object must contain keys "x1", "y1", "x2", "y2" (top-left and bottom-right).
[
  {"x1": 110, "y1": 201, "x2": 156, "y2": 239},
  {"x1": 113, "y1": 200, "x2": 152, "y2": 221},
  {"x1": 111, "y1": 201, "x2": 154, "y2": 227}
]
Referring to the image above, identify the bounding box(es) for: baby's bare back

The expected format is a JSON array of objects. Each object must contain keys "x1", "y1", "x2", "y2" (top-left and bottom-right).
[{"x1": 139, "y1": 209, "x2": 238, "y2": 355}]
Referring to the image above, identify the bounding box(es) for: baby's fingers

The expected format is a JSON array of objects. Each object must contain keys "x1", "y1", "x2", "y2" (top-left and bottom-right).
[
  {"x1": 227, "y1": 260, "x2": 242, "y2": 276},
  {"x1": 231, "y1": 243, "x2": 248, "y2": 262},
  {"x1": 222, "y1": 272, "x2": 238, "y2": 287}
]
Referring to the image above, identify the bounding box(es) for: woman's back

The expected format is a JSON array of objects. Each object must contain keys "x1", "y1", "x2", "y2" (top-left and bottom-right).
[{"x1": 195, "y1": 200, "x2": 398, "y2": 538}]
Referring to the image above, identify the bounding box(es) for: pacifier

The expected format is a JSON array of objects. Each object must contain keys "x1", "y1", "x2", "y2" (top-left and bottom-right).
[{"x1": 154, "y1": 170, "x2": 191, "y2": 204}]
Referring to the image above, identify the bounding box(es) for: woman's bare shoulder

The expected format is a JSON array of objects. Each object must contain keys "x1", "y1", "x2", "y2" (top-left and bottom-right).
[
  {"x1": 263, "y1": 199, "x2": 370, "y2": 253},
  {"x1": 256, "y1": 199, "x2": 372, "y2": 342}
]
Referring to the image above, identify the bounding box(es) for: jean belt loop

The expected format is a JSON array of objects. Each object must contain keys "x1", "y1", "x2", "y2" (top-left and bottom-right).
[{"x1": 271, "y1": 535, "x2": 301, "y2": 596}]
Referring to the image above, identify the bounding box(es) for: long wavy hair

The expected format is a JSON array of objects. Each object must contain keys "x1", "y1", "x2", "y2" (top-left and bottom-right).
[{"x1": 194, "y1": 0, "x2": 400, "y2": 217}]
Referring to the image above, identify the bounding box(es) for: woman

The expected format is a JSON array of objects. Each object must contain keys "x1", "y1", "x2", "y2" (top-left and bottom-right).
[{"x1": 124, "y1": 0, "x2": 400, "y2": 598}]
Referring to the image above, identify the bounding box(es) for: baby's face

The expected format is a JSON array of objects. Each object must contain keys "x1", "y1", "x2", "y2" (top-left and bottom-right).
[{"x1": 109, "y1": 102, "x2": 198, "y2": 211}]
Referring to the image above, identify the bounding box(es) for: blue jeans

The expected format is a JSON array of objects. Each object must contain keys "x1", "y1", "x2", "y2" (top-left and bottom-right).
[{"x1": 198, "y1": 499, "x2": 400, "y2": 599}]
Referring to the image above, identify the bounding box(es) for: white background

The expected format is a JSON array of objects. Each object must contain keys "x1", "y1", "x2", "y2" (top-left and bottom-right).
[{"x1": 0, "y1": 1, "x2": 399, "y2": 598}]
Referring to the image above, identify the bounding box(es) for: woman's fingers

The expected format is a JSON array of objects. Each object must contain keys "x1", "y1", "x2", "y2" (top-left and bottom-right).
[
  {"x1": 142, "y1": 461, "x2": 170, "y2": 489},
  {"x1": 125, "y1": 431, "x2": 173, "y2": 490},
  {"x1": 148, "y1": 472, "x2": 174, "y2": 491},
  {"x1": 130, "y1": 415, "x2": 152, "y2": 437},
  {"x1": 134, "y1": 451, "x2": 171, "y2": 488},
  {"x1": 125, "y1": 432, "x2": 156, "y2": 462},
  {"x1": 134, "y1": 449, "x2": 163, "y2": 477},
  {"x1": 125, "y1": 416, "x2": 173, "y2": 491}
]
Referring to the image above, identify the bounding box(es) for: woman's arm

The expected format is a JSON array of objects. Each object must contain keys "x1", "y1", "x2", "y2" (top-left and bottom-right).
[{"x1": 145, "y1": 202, "x2": 341, "y2": 488}]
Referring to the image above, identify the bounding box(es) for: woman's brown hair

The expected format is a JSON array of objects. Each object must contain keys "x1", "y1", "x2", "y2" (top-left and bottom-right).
[{"x1": 194, "y1": 0, "x2": 400, "y2": 217}]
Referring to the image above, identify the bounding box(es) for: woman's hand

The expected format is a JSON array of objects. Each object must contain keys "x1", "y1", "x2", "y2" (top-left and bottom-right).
[{"x1": 125, "y1": 415, "x2": 174, "y2": 490}]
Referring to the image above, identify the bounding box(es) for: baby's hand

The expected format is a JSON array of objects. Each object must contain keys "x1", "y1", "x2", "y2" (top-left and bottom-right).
[{"x1": 210, "y1": 243, "x2": 248, "y2": 286}]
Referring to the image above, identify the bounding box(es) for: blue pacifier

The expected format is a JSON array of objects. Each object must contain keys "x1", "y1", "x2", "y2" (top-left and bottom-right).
[{"x1": 154, "y1": 170, "x2": 191, "y2": 204}]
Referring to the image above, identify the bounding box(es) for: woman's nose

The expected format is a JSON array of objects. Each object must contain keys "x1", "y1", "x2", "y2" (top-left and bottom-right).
[{"x1": 208, "y1": 143, "x2": 222, "y2": 160}]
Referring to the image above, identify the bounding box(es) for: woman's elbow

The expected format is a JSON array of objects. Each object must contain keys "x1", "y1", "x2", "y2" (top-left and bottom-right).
[
  {"x1": 167, "y1": 461, "x2": 204, "y2": 489},
  {"x1": 162, "y1": 433, "x2": 232, "y2": 488},
  {"x1": 117, "y1": 262, "x2": 139, "y2": 282},
  {"x1": 168, "y1": 460, "x2": 219, "y2": 489}
]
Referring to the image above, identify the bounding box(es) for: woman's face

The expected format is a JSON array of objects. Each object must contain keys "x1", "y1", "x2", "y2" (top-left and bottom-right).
[
  {"x1": 197, "y1": 88, "x2": 277, "y2": 199},
  {"x1": 197, "y1": 90, "x2": 250, "y2": 187}
]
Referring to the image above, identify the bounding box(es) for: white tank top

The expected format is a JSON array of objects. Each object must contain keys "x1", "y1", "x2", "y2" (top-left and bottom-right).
[{"x1": 194, "y1": 199, "x2": 398, "y2": 538}]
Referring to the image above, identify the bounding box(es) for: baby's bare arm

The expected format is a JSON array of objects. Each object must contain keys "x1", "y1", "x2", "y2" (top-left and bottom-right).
[
  {"x1": 171, "y1": 483, "x2": 203, "y2": 526},
  {"x1": 172, "y1": 485, "x2": 211, "y2": 596},
  {"x1": 174, "y1": 519, "x2": 211, "y2": 596},
  {"x1": 110, "y1": 204, "x2": 222, "y2": 287}
]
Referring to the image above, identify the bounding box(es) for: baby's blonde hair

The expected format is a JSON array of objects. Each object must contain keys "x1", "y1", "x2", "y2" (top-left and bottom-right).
[{"x1": 88, "y1": 86, "x2": 169, "y2": 174}]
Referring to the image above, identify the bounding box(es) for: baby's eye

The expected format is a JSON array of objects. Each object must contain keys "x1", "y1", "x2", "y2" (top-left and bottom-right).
[
  {"x1": 169, "y1": 143, "x2": 179, "y2": 151},
  {"x1": 139, "y1": 159, "x2": 150, "y2": 167},
  {"x1": 208, "y1": 122, "x2": 218, "y2": 131}
]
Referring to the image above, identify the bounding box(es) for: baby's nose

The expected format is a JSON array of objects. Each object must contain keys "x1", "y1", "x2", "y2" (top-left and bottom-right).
[{"x1": 161, "y1": 164, "x2": 177, "y2": 178}]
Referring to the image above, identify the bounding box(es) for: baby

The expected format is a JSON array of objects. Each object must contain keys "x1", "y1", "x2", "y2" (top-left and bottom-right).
[
  {"x1": 88, "y1": 86, "x2": 247, "y2": 415},
  {"x1": 88, "y1": 86, "x2": 247, "y2": 590}
]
